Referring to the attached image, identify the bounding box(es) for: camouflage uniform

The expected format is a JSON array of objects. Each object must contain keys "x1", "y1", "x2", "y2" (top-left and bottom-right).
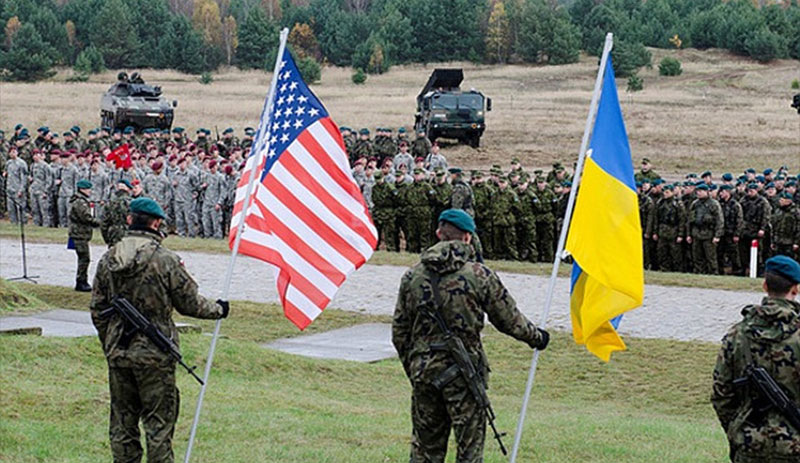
[
  {"x1": 771, "y1": 202, "x2": 800, "y2": 259},
  {"x1": 430, "y1": 178, "x2": 453, "y2": 237},
  {"x1": 90, "y1": 228, "x2": 225, "y2": 463},
  {"x1": 401, "y1": 179, "x2": 435, "y2": 253},
  {"x1": 719, "y1": 195, "x2": 744, "y2": 275},
  {"x1": 654, "y1": 195, "x2": 686, "y2": 272},
  {"x1": 392, "y1": 240, "x2": 546, "y2": 463},
  {"x1": 59, "y1": 162, "x2": 79, "y2": 227},
  {"x1": 173, "y1": 167, "x2": 199, "y2": 237},
  {"x1": 101, "y1": 190, "x2": 132, "y2": 248},
  {"x1": 740, "y1": 193, "x2": 772, "y2": 275},
  {"x1": 411, "y1": 135, "x2": 432, "y2": 160},
  {"x1": 350, "y1": 139, "x2": 373, "y2": 164},
  {"x1": 5, "y1": 156, "x2": 28, "y2": 223},
  {"x1": 688, "y1": 196, "x2": 724, "y2": 274},
  {"x1": 533, "y1": 187, "x2": 556, "y2": 262},
  {"x1": 88, "y1": 168, "x2": 110, "y2": 221},
  {"x1": 201, "y1": 169, "x2": 224, "y2": 239},
  {"x1": 712, "y1": 296, "x2": 800, "y2": 463},
  {"x1": 639, "y1": 193, "x2": 656, "y2": 270},
  {"x1": 68, "y1": 190, "x2": 100, "y2": 285},
  {"x1": 490, "y1": 186, "x2": 519, "y2": 260},
  {"x1": 450, "y1": 179, "x2": 474, "y2": 217},
  {"x1": 515, "y1": 185, "x2": 538, "y2": 262},
  {"x1": 372, "y1": 178, "x2": 397, "y2": 251},
  {"x1": 144, "y1": 171, "x2": 173, "y2": 225},
  {"x1": 472, "y1": 181, "x2": 494, "y2": 259},
  {"x1": 29, "y1": 158, "x2": 52, "y2": 226}
]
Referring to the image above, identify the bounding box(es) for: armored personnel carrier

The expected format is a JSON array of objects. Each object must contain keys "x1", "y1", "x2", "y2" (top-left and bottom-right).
[
  {"x1": 100, "y1": 72, "x2": 176, "y2": 132},
  {"x1": 414, "y1": 69, "x2": 491, "y2": 148}
]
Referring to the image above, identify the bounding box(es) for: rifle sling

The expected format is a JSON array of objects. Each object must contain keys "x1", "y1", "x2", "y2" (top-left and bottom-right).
[{"x1": 426, "y1": 270, "x2": 471, "y2": 390}]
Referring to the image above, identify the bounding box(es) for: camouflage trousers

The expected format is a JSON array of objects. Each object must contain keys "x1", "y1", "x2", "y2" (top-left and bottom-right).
[
  {"x1": 6, "y1": 190, "x2": 26, "y2": 224},
  {"x1": 174, "y1": 202, "x2": 196, "y2": 237},
  {"x1": 108, "y1": 365, "x2": 179, "y2": 463},
  {"x1": 202, "y1": 206, "x2": 222, "y2": 239},
  {"x1": 492, "y1": 224, "x2": 518, "y2": 261},
  {"x1": 515, "y1": 219, "x2": 537, "y2": 263},
  {"x1": 655, "y1": 235, "x2": 683, "y2": 272},
  {"x1": 73, "y1": 239, "x2": 90, "y2": 283},
  {"x1": 717, "y1": 235, "x2": 741, "y2": 275},
  {"x1": 475, "y1": 220, "x2": 492, "y2": 259},
  {"x1": 692, "y1": 238, "x2": 718, "y2": 274},
  {"x1": 58, "y1": 196, "x2": 71, "y2": 227},
  {"x1": 410, "y1": 378, "x2": 486, "y2": 463},
  {"x1": 375, "y1": 217, "x2": 397, "y2": 252},
  {"x1": 406, "y1": 215, "x2": 431, "y2": 253},
  {"x1": 535, "y1": 220, "x2": 554, "y2": 263}
]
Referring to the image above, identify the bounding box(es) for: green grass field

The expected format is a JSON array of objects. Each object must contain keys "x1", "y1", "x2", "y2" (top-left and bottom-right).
[
  {"x1": 0, "y1": 221, "x2": 763, "y2": 293},
  {"x1": 0, "y1": 282, "x2": 728, "y2": 462}
]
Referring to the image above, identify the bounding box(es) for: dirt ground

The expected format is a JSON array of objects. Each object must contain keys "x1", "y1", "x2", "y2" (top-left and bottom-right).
[{"x1": 1, "y1": 48, "x2": 798, "y2": 175}]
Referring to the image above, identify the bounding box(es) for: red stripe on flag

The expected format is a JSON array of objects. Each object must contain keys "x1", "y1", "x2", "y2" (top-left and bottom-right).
[
  {"x1": 273, "y1": 262, "x2": 312, "y2": 329},
  {"x1": 249, "y1": 204, "x2": 346, "y2": 286},
  {"x1": 305, "y1": 122, "x2": 368, "y2": 207},
  {"x1": 279, "y1": 150, "x2": 377, "y2": 249},
  {"x1": 263, "y1": 176, "x2": 367, "y2": 267}
]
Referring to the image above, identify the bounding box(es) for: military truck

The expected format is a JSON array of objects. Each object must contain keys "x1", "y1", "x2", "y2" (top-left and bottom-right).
[
  {"x1": 100, "y1": 72, "x2": 176, "y2": 132},
  {"x1": 415, "y1": 69, "x2": 491, "y2": 148}
]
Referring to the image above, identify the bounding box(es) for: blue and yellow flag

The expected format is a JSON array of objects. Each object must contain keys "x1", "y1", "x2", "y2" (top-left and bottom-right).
[{"x1": 565, "y1": 56, "x2": 644, "y2": 362}]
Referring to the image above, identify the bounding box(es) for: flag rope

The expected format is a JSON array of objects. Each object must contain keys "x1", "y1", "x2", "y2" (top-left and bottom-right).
[
  {"x1": 183, "y1": 27, "x2": 290, "y2": 463},
  {"x1": 508, "y1": 32, "x2": 615, "y2": 463}
]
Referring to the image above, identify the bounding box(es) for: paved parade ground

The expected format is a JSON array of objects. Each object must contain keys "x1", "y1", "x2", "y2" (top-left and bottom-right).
[{"x1": 1, "y1": 238, "x2": 760, "y2": 343}]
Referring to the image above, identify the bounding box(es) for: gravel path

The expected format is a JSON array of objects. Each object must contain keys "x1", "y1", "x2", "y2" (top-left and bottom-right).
[{"x1": 1, "y1": 238, "x2": 760, "y2": 343}]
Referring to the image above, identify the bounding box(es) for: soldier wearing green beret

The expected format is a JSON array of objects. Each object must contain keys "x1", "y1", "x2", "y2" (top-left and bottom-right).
[
  {"x1": 371, "y1": 171, "x2": 398, "y2": 251},
  {"x1": 718, "y1": 185, "x2": 744, "y2": 275},
  {"x1": 740, "y1": 183, "x2": 772, "y2": 276},
  {"x1": 401, "y1": 168, "x2": 435, "y2": 253},
  {"x1": 770, "y1": 193, "x2": 800, "y2": 260},
  {"x1": 392, "y1": 208, "x2": 549, "y2": 463},
  {"x1": 712, "y1": 255, "x2": 800, "y2": 463},
  {"x1": 490, "y1": 174, "x2": 519, "y2": 260},
  {"x1": 687, "y1": 184, "x2": 724, "y2": 274},
  {"x1": 350, "y1": 129, "x2": 374, "y2": 165},
  {"x1": 634, "y1": 158, "x2": 662, "y2": 184},
  {"x1": 90, "y1": 197, "x2": 229, "y2": 463},
  {"x1": 411, "y1": 128, "x2": 432, "y2": 161},
  {"x1": 69, "y1": 179, "x2": 100, "y2": 291},
  {"x1": 653, "y1": 185, "x2": 686, "y2": 272},
  {"x1": 471, "y1": 171, "x2": 494, "y2": 259}
]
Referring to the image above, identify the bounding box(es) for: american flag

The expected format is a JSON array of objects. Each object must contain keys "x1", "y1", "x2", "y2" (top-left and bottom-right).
[{"x1": 229, "y1": 48, "x2": 378, "y2": 329}]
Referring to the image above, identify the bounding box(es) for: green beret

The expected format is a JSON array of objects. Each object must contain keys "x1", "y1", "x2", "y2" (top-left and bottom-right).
[
  {"x1": 719, "y1": 184, "x2": 733, "y2": 191},
  {"x1": 765, "y1": 256, "x2": 800, "y2": 284},
  {"x1": 173, "y1": 127, "x2": 184, "y2": 133},
  {"x1": 76, "y1": 179, "x2": 92, "y2": 189},
  {"x1": 359, "y1": 128, "x2": 370, "y2": 135},
  {"x1": 780, "y1": 192, "x2": 793, "y2": 200},
  {"x1": 373, "y1": 171, "x2": 383, "y2": 180},
  {"x1": 641, "y1": 158, "x2": 651, "y2": 164},
  {"x1": 448, "y1": 167, "x2": 462, "y2": 174},
  {"x1": 438, "y1": 209, "x2": 475, "y2": 234},
  {"x1": 71, "y1": 125, "x2": 81, "y2": 134},
  {"x1": 562, "y1": 181, "x2": 572, "y2": 187},
  {"x1": 663, "y1": 184, "x2": 674, "y2": 191},
  {"x1": 701, "y1": 171, "x2": 712, "y2": 178},
  {"x1": 223, "y1": 127, "x2": 234, "y2": 134},
  {"x1": 722, "y1": 173, "x2": 733, "y2": 181},
  {"x1": 117, "y1": 179, "x2": 133, "y2": 189},
  {"x1": 129, "y1": 197, "x2": 166, "y2": 220},
  {"x1": 747, "y1": 183, "x2": 759, "y2": 190},
  {"x1": 398, "y1": 127, "x2": 407, "y2": 133},
  {"x1": 695, "y1": 184, "x2": 709, "y2": 191}
]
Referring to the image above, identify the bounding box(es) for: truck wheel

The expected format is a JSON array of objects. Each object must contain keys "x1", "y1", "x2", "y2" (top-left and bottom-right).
[{"x1": 469, "y1": 134, "x2": 480, "y2": 148}]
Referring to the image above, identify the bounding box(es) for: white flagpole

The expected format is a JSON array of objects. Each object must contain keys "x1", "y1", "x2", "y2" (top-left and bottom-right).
[
  {"x1": 183, "y1": 27, "x2": 290, "y2": 463},
  {"x1": 508, "y1": 32, "x2": 614, "y2": 463}
]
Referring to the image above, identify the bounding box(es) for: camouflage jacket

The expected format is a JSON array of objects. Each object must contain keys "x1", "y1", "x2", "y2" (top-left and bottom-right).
[
  {"x1": 59, "y1": 163, "x2": 79, "y2": 198},
  {"x1": 68, "y1": 191, "x2": 100, "y2": 241},
  {"x1": 392, "y1": 240, "x2": 543, "y2": 385},
  {"x1": 473, "y1": 182, "x2": 494, "y2": 222},
  {"x1": 371, "y1": 182, "x2": 395, "y2": 222},
  {"x1": 350, "y1": 139, "x2": 373, "y2": 162},
  {"x1": 411, "y1": 137, "x2": 431, "y2": 160},
  {"x1": 490, "y1": 187, "x2": 519, "y2": 227},
  {"x1": 90, "y1": 229, "x2": 224, "y2": 368},
  {"x1": 655, "y1": 196, "x2": 686, "y2": 239},
  {"x1": 101, "y1": 190, "x2": 131, "y2": 247},
  {"x1": 400, "y1": 180, "x2": 434, "y2": 218},
  {"x1": 712, "y1": 297, "x2": 800, "y2": 461},
  {"x1": 5, "y1": 157, "x2": 28, "y2": 192},
  {"x1": 29, "y1": 160, "x2": 51, "y2": 195},
  {"x1": 688, "y1": 197, "x2": 724, "y2": 240},
  {"x1": 741, "y1": 195, "x2": 772, "y2": 237},
  {"x1": 771, "y1": 205, "x2": 800, "y2": 247},
  {"x1": 533, "y1": 188, "x2": 556, "y2": 223},
  {"x1": 450, "y1": 180, "x2": 474, "y2": 217},
  {"x1": 638, "y1": 193, "x2": 656, "y2": 236},
  {"x1": 721, "y1": 197, "x2": 745, "y2": 238},
  {"x1": 431, "y1": 181, "x2": 453, "y2": 218}
]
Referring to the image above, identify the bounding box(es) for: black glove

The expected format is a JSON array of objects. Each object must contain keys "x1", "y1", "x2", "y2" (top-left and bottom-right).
[
  {"x1": 216, "y1": 299, "x2": 230, "y2": 318},
  {"x1": 533, "y1": 328, "x2": 550, "y2": 351}
]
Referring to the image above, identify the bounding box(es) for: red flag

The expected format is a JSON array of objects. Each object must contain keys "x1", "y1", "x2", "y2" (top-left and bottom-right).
[
  {"x1": 107, "y1": 144, "x2": 132, "y2": 169},
  {"x1": 229, "y1": 48, "x2": 376, "y2": 330}
]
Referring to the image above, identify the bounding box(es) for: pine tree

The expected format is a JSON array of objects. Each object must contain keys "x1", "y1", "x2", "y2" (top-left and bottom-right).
[
  {"x1": 236, "y1": 6, "x2": 278, "y2": 69},
  {"x1": 90, "y1": 0, "x2": 138, "y2": 68},
  {"x1": 1, "y1": 23, "x2": 56, "y2": 81}
]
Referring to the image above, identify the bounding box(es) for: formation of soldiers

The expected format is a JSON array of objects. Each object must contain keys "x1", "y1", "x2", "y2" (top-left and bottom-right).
[
  {"x1": 0, "y1": 124, "x2": 249, "y2": 240},
  {"x1": 635, "y1": 159, "x2": 800, "y2": 276},
  {"x1": 2, "y1": 124, "x2": 798, "y2": 275}
]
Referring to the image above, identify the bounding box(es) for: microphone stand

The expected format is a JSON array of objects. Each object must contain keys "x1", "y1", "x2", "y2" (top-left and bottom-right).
[{"x1": 6, "y1": 196, "x2": 39, "y2": 284}]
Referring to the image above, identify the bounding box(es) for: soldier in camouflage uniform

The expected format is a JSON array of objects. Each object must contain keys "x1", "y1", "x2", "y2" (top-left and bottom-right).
[
  {"x1": 718, "y1": 185, "x2": 744, "y2": 275},
  {"x1": 393, "y1": 142, "x2": 415, "y2": 173},
  {"x1": 430, "y1": 168, "x2": 452, "y2": 237},
  {"x1": 173, "y1": 158, "x2": 199, "y2": 237},
  {"x1": 101, "y1": 180, "x2": 133, "y2": 248},
  {"x1": 653, "y1": 185, "x2": 686, "y2": 272},
  {"x1": 472, "y1": 172, "x2": 494, "y2": 259},
  {"x1": 639, "y1": 180, "x2": 656, "y2": 270},
  {"x1": 515, "y1": 177, "x2": 538, "y2": 262},
  {"x1": 350, "y1": 129, "x2": 373, "y2": 165},
  {"x1": 143, "y1": 161, "x2": 173, "y2": 227},
  {"x1": 392, "y1": 209, "x2": 549, "y2": 463},
  {"x1": 770, "y1": 193, "x2": 800, "y2": 260},
  {"x1": 5, "y1": 146, "x2": 29, "y2": 224},
  {"x1": 740, "y1": 184, "x2": 772, "y2": 276},
  {"x1": 401, "y1": 168, "x2": 435, "y2": 253},
  {"x1": 90, "y1": 198, "x2": 229, "y2": 463},
  {"x1": 687, "y1": 184, "x2": 724, "y2": 274},
  {"x1": 533, "y1": 177, "x2": 556, "y2": 262},
  {"x1": 712, "y1": 255, "x2": 800, "y2": 463},
  {"x1": 88, "y1": 160, "x2": 109, "y2": 221},
  {"x1": 69, "y1": 180, "x2": 100, "y2": 291},
  {"x1": 371, "y1": 171, "x2": 397, "y2": 251},
  {"x1": 29, "y1": 150, "x2": 52, "y2": 226},
  {"x1": 411, "y1": 128, "x2": 432, "y2": 161},
  {"x1": 490, "y1": 175, "x2": 519, "y2": 261},
  {"x1": 634, "y1": 158, "x2": 661, "y2": 184},
  {"x1": 58, "y1": 152, "x2": 79, "y2": 227},
  {"x1": 201, "y1": 160, "x2": 224, "y2": 239}
]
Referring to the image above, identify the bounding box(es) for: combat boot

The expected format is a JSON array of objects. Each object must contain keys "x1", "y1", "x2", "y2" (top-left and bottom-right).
[{"x1": 75, "y1": 279, "x2": 92, "y2": 292}]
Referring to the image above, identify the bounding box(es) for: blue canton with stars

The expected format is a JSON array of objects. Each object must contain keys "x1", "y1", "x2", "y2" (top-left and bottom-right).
[{"x1": 249, "y1": 48, "x2": 329, "y2": 181}]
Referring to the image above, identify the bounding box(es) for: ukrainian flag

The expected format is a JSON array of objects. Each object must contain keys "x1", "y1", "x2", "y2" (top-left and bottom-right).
[{"x1": 565, "y1": 56, "x2": 643, "y2": 362}]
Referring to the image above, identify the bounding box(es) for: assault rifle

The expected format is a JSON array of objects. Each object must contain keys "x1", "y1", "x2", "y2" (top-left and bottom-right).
[
  {"x1": 734, "y1": 364, "x2": 800, "y2": 431},
  {"x1": 100, "y1": 296, "x2": 204, "y2": 385},
  {"x1": 421, "y1": 273, "x2": 507, "y2": 455}
]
